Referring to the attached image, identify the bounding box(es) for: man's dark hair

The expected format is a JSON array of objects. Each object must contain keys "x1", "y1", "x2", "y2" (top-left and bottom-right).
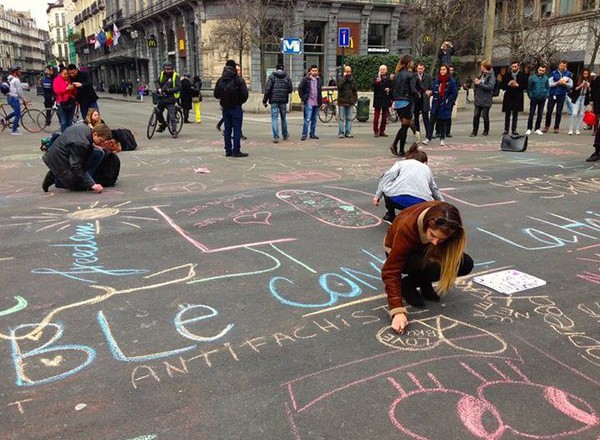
[
  {"x1": 276, "y1": 63, "x2": 284, "y2": 70},
  {"x1": 309, "y1": 64, "x2": 318, "y2": 70},
  {"x1": 416, "y1": 62, "x2": 426, "y2": 68},
  {"x1": 67, "y1": 64, "x2": 78, "y2": 70},
  {"x1": 225, "y1": 59, "x2": 237, "y2": 68},
  {"x1": 511, "y1": 61, "x2": 520, "y2": 66},
  {"x1": 559, "y1": 60, "x2": 568, "y2": 65}
]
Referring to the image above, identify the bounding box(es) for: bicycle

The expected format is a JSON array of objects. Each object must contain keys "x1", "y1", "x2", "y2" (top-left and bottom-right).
[
  {"x1": 0, "y1": 100, "x2": 43, "y2": 133},
  {"x1": 37, "y1": 102, "x2": 82, "y2": 133},
  {"x1": 146, "y1": 92, "x2": 183, "y2": 139},
  {"x1": 318, "y1": 89, "x2": 357, "y2": 123}
]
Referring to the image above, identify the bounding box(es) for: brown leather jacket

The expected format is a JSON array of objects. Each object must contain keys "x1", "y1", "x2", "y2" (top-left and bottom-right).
[{"x1": 382, "y1": 201, "x2": 442, "y2": 316}]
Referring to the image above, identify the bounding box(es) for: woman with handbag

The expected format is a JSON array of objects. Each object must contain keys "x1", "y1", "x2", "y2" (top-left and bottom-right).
[
  {"x1": 390, "y1": 55, "x2": 418, "y2": 157},
  {"x1": 424, "y1": 65, "x2": 458, "y2": 146},
  {"x1": 53, "y1": 66, "x2": 77, "y2": 133},
  {"x1": 568, "y1": 68, "x2": 591, "y2": 135}
]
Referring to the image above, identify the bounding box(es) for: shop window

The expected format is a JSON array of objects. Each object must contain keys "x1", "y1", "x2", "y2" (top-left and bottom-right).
[
  {"x1": 368, "y1": 24, "x2": 387, "y2": 47},
  {"x1": 559, "y1": 0, "x2": 575, "y2": 14}
]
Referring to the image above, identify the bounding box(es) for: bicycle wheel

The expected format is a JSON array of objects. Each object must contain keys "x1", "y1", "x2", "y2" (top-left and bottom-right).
[
  {"x1": 20, "y1": 109, "x2": 43, "y2": 133},
  {"x1": 169, "y1": 108, "x2": 184, "y2": 135},
  {"x1": 38, "y1": 108, "x2": 61, "y2": 133},
  {"x1": 319, "y1": 104, "x2": 334, "y2": 123},
  {"x1": 351, "y1": 104, "x2": 357, "y2": 121},
  {"x1": 147, "y1": 111, "x2": 158, "y2": 139}
]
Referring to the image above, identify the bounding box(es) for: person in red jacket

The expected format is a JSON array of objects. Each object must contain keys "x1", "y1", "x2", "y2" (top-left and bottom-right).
[
  {"x1": 53, "y1": 66, "x2": 77, "y2": 133},
  {"x1": 381, "y1": 201, "x2": 474, "y2": 333}
]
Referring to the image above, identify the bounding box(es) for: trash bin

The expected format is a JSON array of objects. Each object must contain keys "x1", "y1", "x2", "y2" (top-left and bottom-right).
[{"x1": 356, "y1": 96, "x2": 370, "y2": 122}]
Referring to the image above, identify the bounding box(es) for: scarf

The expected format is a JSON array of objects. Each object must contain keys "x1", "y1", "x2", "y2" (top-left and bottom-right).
[{"x1": 438, "y1": 73, "x2": 450, "y2": 99}]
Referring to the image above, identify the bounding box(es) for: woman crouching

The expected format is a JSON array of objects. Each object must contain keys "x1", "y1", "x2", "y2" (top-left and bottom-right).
[{"x1": 381, "y1": 201, "x2": 474, "y2": 333}]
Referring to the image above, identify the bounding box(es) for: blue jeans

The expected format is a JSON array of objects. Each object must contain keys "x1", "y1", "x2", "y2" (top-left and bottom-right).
[
  {"x1": 7, "y1": 96, "x2": 20, "y2": 132},
  {"x1": 271, "y1": 103, "x2": 288, "y2": 139},
  {"x1": 222, "y1": 106, "x2": 243, "y2": 155},
  {"x1": 569, "y1": 95, "x2": 586, "y2": 132},
  {"x1": 57, "y1": 103, "x2": 75, "y2": 133},
  {"x1": 302, "y1": 105, "x2": 319, "y2": 137},
  {"x1": 338, "y1": 105, "x2": 352, "y2": 136},
  {"x1": 80, "y1": 101, "x2": 99, "y2": 121}
]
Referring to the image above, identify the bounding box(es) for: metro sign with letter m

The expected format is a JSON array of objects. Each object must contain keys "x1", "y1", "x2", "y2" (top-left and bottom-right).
[{"x1": 281, "y1": 37, "x2": 303, "y2": 54}]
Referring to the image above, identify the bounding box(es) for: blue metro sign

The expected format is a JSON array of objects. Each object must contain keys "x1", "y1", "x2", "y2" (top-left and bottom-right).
[{"x1": 281, "y1": 37, "x2": 303, "y2": 54}]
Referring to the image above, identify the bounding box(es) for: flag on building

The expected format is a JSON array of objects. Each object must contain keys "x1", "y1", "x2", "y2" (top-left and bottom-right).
[
  {"x1": 97, "y1": 29, "x2": 107, "y2": 46},
  {"x1": 94, "y1": 33, "x2": 101, "y2": 50},
  {"x1": 106, "y1": 31, "x2": 113, "y2": 48},
  {"x1": 113, "y1": 23, "x2": 120, "y2": 46}
]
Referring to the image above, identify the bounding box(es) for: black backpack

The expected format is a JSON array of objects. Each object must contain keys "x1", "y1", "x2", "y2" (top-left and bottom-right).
[
  {"x1": 219, "y1": 78, "x2": 240, "y2": 109},
  {"x1": 93, "y1": 152, "x2": 120, "y2": 187},
  {"x1": 111, "y1": 128, "x2": 137, "y2": 151}
]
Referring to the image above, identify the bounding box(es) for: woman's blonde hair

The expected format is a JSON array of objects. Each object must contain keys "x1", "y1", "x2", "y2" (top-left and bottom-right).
[
  {"x1": 423, "y1": 203, "x2": 466, "y2": 294},
  {"x1": 395, "y1": 54, "x2": 414, "y2": 73},
  {"x1": 85, "y1": 108, "x2": 101, "y2": 127}
]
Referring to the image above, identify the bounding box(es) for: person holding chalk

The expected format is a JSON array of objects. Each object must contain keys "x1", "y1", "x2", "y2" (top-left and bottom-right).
[{"x1": 381, "y1": 201, "x2": 474, "y2": 333}]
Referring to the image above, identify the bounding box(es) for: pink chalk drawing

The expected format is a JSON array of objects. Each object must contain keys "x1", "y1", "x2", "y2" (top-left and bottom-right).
[
  {"x1": 233, "y1": 211, "x2": 272, "y2": 225},
  {"x1": 282, "y1": 318, "x2": 599, "y2": 439},
  {"x1": 389, "y1": 361, "x2": 599, "y2": 439},
  {"x1": 262, "y1": 170, "x2": 341, "y2": 184},
  {"x1": 276, "y1": 189, "x2": 381, "y2": 229}
]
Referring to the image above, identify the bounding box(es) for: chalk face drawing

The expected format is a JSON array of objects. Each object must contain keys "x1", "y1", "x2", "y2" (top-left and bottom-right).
[{"x1": 276, "y1": 190, "x2": 381, "y2": 229}]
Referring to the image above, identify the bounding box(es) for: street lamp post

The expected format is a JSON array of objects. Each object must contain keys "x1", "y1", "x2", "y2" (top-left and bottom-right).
[{"x1": 130, "y1": 30, "x2": 140, "y2": 82}]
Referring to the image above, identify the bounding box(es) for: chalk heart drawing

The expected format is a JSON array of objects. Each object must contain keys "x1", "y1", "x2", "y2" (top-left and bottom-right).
[
  {"x1": 233, "y1": 211, "x2": 272, "y2": 225},
  {"x1": 40, "y1": 355, "x2": 64, "y2": 367}
]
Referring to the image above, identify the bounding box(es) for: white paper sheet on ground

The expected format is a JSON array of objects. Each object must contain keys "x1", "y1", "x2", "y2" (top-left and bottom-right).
[{"x1": 472, "y1": 269, "x2": 546, "y2": 295}]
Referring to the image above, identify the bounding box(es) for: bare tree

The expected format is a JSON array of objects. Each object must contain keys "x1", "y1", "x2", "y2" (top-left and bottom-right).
[
  {"x1": 494, "y1": 4, "x2": 584, "y2": 67},
  {"x1": 588, "y1": 18, "x2": 600, "y2": 69},
  {"x1": 405, "y1": 0, "x2": 484, "y2": 72}
]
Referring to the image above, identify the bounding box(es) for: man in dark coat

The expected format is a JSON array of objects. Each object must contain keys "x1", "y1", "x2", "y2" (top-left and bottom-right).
[
  {"x1": 372, "y1": 64, "x2": 392, "y2": 137},
  {"x1": 336, "y1": 65, "x2": 358, "y2": 138},
  {"x1": 68, "y1": 64, "x2": 99, "y2": 120},
  {"x1": 41, "y1": 65, "x2": 56, "y2": 126},
  {"x1": 42, "y1": 124, "x2": 112, "y2": 193},
  {"x1": 298, "y1": 64, "x2": 323, "y2": 140},
  {"x1": 470, "y1": 60, "x2": 496, "y2": 137},
  {"x1": 500, "y1": 61, "x2": 528, "y2": 135},
  {"x1": 414, "y1": 62, "x2": 432, "y2": 142},
  {"x1": 155, "y1": 61, "x2": 182, "y2": 138},
  {"x1": 262, "y1": 63, "x2": 293, "y2": 143},
  {"x1": 214, "y1": 59, "x2": 249, "y2": 157},
  {"x1": 180, "y1": 73, "x2": 193, "y2": 123}
]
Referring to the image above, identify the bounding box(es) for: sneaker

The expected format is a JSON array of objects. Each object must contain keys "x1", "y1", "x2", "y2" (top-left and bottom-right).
[
  {"x1": 586, "y1": 152, "x2": 600, "y2": 162},
  {"x1": 421, "y1": 139, "x2": 429, "y2": 145},
  {"x1": 11, "y1": 131, "x2": 23, "y2": 136},
  {"x1": 309, "y1": 135, "x2": 319, "y2": 139},
  {"x1": 542, "y1": 127, "x2": 548, "y2": 133},
  {"x1": 345, "y1": 134, "x2": 353, "y2": 138},
  {"x1": 469, "y1": 132, "x2": 477, "y2": 137},
  {"x1": 440, "y1": 139, "x2": 446, "y2": 146},
  {"x1": 273, "y1": 138, "x2": 280, "y2": 143},
  {"x1": 576, "y1": 130, "x2": 581, "y2": 135},
  {"x1": 568, "y1": 130, "x2": 573, "y2": 135},
  {"x1": 283, "y1": 136, "x2": 289, "y2": 141},
  {"x1": 553, "y1": 128, "x2": 559, "y2": 134},
  {"x1": 535, "y1": 129, "x2": 544, "y2": 135},
  {"x1": 382, "y1": 213, "x2": 395, "y2": 225},
  {"x1": 301, "y1": 135, "x2": 307, "y2": 141},
  {"x1": 525, "y1": 129, "x2": 532, "y2": 135},
  {"x1": 233, "y1": 152, "x2": 249, "y2": 157},
  {"x1": 415, "y1": 131, "x2": 421, "y2": 143},
  {"x1": 338, "y1": 134, "x2": 344, "y2": 139},
  {"x1": 482, "y1": 131, "x2": 489, "y2": 136}
]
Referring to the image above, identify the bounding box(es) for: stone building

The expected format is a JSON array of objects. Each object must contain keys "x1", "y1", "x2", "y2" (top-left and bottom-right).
[
  {"x1": 74, "y1": 0, "x2": 412, "y2": 92},
  {"x1": 0, "y1": 5, "x2": 48, "y2": 80},
  {"x1": 492, "y1": 0, "x2": 600, "y2": 71},
  {"x1": 46, "y1": 0, "x2": 71, "y2": 66}
]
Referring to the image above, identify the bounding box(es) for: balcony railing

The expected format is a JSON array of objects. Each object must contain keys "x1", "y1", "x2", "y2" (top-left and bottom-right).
[{"x1": 130, "y1": 0, "x2": 190, "y2": 24}]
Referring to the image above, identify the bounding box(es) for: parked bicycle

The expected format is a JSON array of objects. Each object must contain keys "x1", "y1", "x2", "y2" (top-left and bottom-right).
[
  {"x1": 318, "y1": 89, "x2": 357, "y2": 123},
  {"x1": 0, "y1": 100, "x2": 43, "y2": 133},
  {"x1": 146, "y1": 92, "x2": 183, "y2": 139},
  {"x1": 37, "y1": 102, "x2": 81, "y2": 133}
]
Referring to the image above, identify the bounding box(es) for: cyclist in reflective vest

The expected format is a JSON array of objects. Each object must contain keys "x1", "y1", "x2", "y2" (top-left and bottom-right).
[{"x1": 155, "y1": 61, "x2": 181, "y2": 138}]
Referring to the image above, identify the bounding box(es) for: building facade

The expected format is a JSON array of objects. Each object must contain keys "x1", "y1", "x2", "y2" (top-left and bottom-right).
[
  {"x1": 74, "y1": 0, "x2": 412, "y2": 92},
  {"x1": 47, "y1": 1, "x2": 70, "y2": 66},
  {"x1": 492, "y1": 0, "x2": 600, "y2": 70},
  {"x1": 0, "y1": 5, "x2": 49, "y2": 80}
]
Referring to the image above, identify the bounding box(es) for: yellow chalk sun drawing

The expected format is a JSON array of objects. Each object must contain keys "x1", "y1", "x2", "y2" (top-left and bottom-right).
[{"x1": 4, "y1": 201, "x2": 159, "y2": 233}]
